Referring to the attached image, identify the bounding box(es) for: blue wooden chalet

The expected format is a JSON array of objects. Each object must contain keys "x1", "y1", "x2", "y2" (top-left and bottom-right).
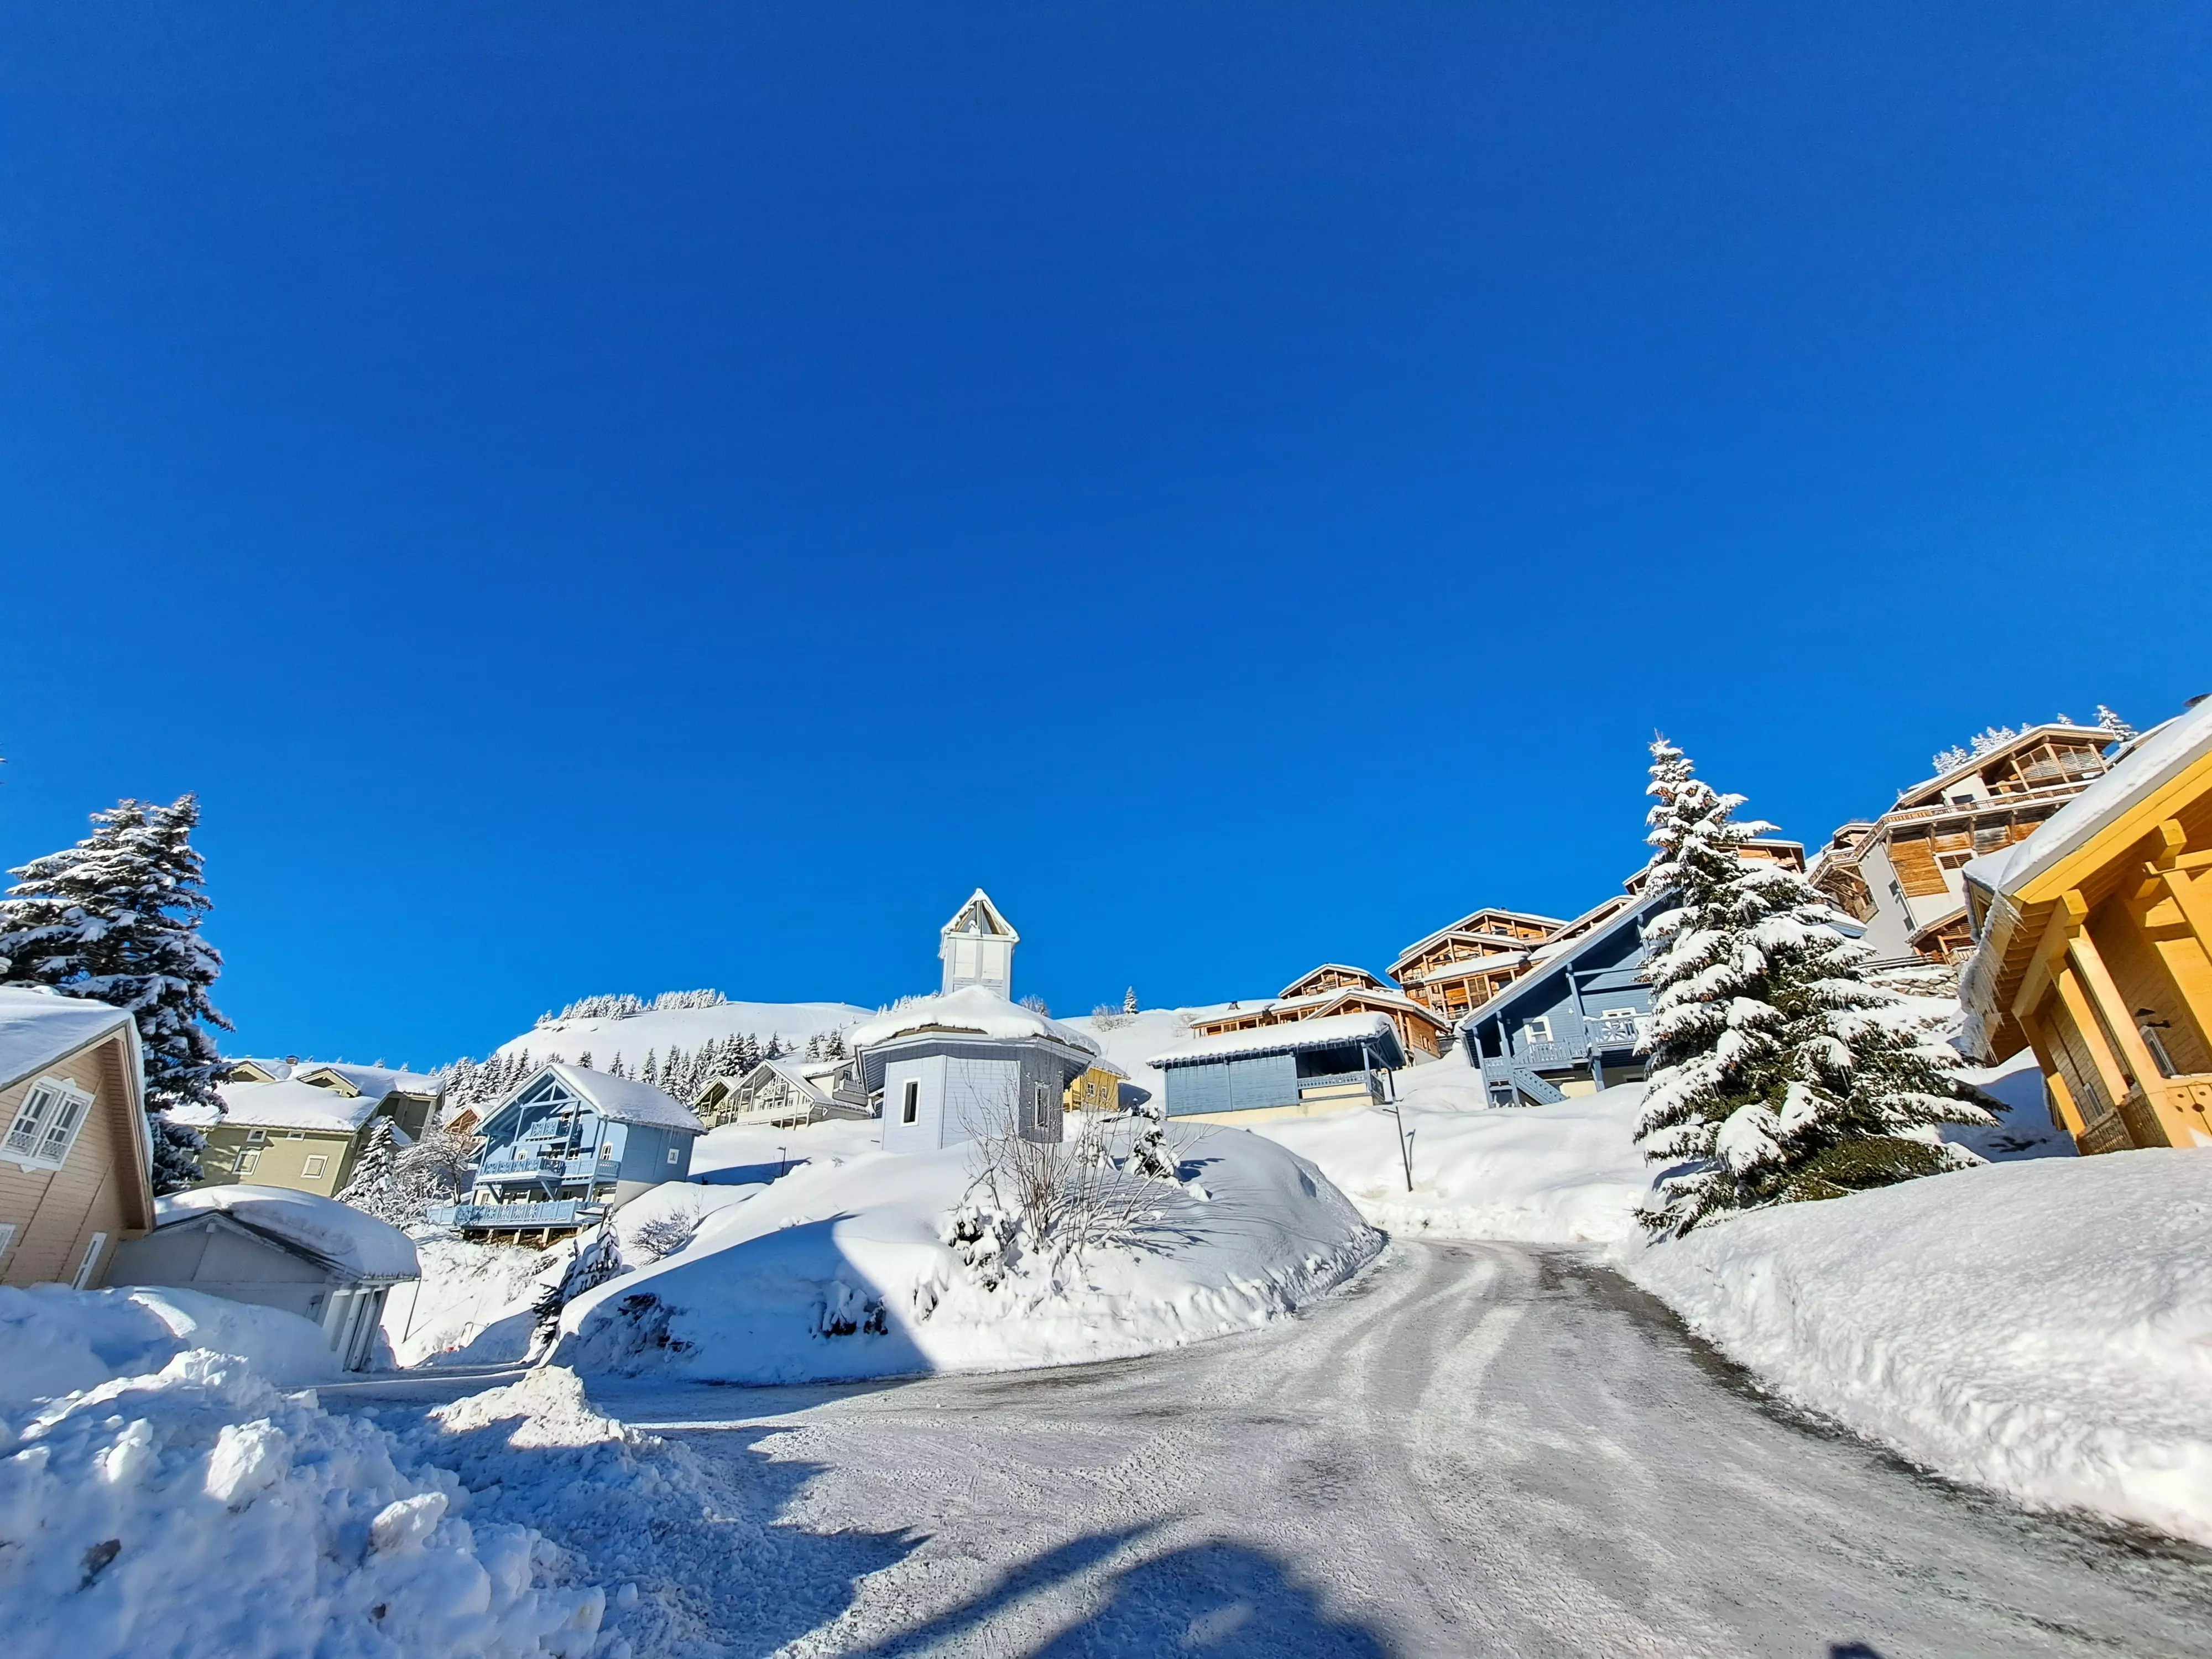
[
  {"x1": 1150, "y1": 1013, "x2": 1407, "y2": 1124},
  {"x1": 432, "y1": 1062, "x2": 705, "y2": 1240},
  {"x1": 1457, "y1": 893, "x2": 1663, "y2": 1106}
]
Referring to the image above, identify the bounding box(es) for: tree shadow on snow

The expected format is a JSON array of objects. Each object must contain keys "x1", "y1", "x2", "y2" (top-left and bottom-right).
[
  {"x1": 398, "y1": 1385, "x2": 916, "y2": 1656},
  {"x1": 693, "y1": 1156, "x2": 809, "y2": 1186},
  {"x1": 843, "y1": 1527, "x2": 1389, "y2": 1657}
]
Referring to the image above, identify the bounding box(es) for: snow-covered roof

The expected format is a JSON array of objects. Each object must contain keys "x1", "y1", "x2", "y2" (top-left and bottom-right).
[
  {"x1": 1962, "y1": 701, "x2": 2212, "y2": 902},
  {"x1": 1397, "y1": 949, "x2": 1529, "y2": 984},
  {"x1": 1150, "y1": 1012, "x2": 1402, "y2": 1068},
  {"x1": 152, "y1": 1185, "x2": 420, "y2": 1281},
  {"x1": 540, "y1": 1063, "x2": 706, "y2": 1133},
  {"x1": 1276, "y1": 964, "x2": 1384, "y2": 997},
  {"x1": 849, "y1": 985, "x2": 1101, "y2": 1057},
  {"x1": 293, "y1": 1062, "x2": 442, "y2": 1098},
  {"x1": 187, "y1": 1078, "x2": 388, "y2": 1133},
  {"x1": 0, "y1": 987, "x2": 137, "y2": 1093},
  {"x1": 1389, "y1": 910, "x2": 1567, "y2": 973}
]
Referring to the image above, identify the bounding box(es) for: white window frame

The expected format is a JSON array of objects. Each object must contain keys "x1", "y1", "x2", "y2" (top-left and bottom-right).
[
  {"x1": 238, "y1": 1147, "x2": 262, "y2": 1174},
  {"x1": 665, "y1": 1145, "x2": 680, "y2": 1165},
  {"x1": 246, "y1": 1126, "x2": 267, "y2": 1144},
  {"x1": 1519, "y1": 1015, "x2": 1554, "y2": 1046},
  {"x1": 901, "y1": 1079, "x2": 920, "y2": 1125},
  {"x1": 72, "y1": 1230, "x2": 109, "y2": 1290},
  {"x1": 1032, "y1": 1083, "x2": 1048, "y2": 1129},
  {"x1": 0, "y1": 1222, "x2": 15, "y2": 1265},
  {"x1": 5, "y1": 1075, "x2": 97, "y2": 1171},
  {"x1": 301, "y1": 1153, "x2": 328, "y2": 1178}
]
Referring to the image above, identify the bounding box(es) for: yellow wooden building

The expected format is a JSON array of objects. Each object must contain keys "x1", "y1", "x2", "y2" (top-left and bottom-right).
[{"x1": 1959, "y1": 702, "x2": 2212, "y2": 1153}]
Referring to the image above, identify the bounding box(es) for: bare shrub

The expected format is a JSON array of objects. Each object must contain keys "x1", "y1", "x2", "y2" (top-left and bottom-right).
[
  {"x1": 630, "y1": 1202, "x2": 704, "y2": 1261},
  {"x1": 959, "y1": 1086, "x2": 1180, "y2": 1275}
]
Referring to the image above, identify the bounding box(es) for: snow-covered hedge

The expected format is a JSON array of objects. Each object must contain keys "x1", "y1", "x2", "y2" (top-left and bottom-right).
[{"x1": 1622, "y1": 1150, "x2": 2212, "y2": 1545}]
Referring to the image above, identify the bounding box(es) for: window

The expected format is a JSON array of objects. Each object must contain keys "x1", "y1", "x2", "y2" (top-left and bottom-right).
[
  {"x1": 0, "y1": 1223, "x2": 15, "y2": 1265},
  {"x1": 72, "y1": 1231, "x2": 109, "y2": 1290},
  {"x1": 665, "y1": 1146, "x2": 680, "y2": 1165},
  {"x1": 238, "y1": 1148, "x2": 262, "y2": 1174},
  {"x1": 901, "y1": 1079, "x2": 920, "y2": 1124},
  {"x1": 246, "y1": 1128, "x2": 267, "y2": 1144},
  {"x1": 1032, "y1": 1083, "x2": 1048, "y2": 1128},
  {"x1": 4, "y1": 1076, "x2": 96, "y2": 1169},
  {"x1": 301, "y1": 1154, "x2": 328, "y2": 1178},
  {"x1": 285, "y1": 1130, "x2": 305, "y2": 1140},
  {"x1": 1519, "y1": 1016, "x2": 1553, "y2": 1046}
]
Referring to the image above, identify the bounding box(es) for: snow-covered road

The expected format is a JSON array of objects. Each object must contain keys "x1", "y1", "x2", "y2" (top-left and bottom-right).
[{"x1": 348, "y1": 1241, "x2": 2212, "y2": 1655}]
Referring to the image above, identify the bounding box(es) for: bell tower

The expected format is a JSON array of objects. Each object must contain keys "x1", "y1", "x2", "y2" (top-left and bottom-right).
[{"x1": 940, "y1": 889, "x2": 1018, "y2": 997}]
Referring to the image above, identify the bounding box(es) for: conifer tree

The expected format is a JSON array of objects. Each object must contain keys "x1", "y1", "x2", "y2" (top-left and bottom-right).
[
  {"x1": 1123, "y1": 987, "x2": 1140, "y2": 1016},
  {"x1": 0, "y1": 795, "x2": 232, "y2": 1191},
  {"x1": 337, "y1": 1118, "x2": 410, "y2": 1224},
  {"x1": 1634, "y1": 738, "x2": 1989, "y2": 1234}
]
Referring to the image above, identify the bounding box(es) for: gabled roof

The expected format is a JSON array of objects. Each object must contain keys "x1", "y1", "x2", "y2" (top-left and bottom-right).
[
  {"x1": 1389, "y1": 909, "x2": 1568, "y2": 976},
  {"x1": 292, "y1": 1062, "x2": 442, "y2": 1100},
  {"x1": 0, "y1": 987, "x2": 137, "y2": 1094},
  {"x1": 153, "y1": 1185, "x2": 419, "y2": 1281},
  {"x1": 528, "y1": 1063, "x2": 706, "y2": 1133},
  {"x1": 941, "y1": 888, "x2": 1019, "y2": 942},
  {"x1": 1457, "y1": 889, "x2": 1665, "y2": 1030},
  {"x1": 1393, "y1": 946, "x2": 1531, "y2": 985},
  {"x1": 1277, "y1": 963, "x2": 1385, "y2": 998},
  {"x1": 1150, "y1": 1012, "x2": 1406, "y2": 1069},
  {"x1": 194, "y1": 1078, "x2": 392, "y2": 1133},
  {"x1": 1895, "y1": 721, "x2": 2114, "y2": 810}
]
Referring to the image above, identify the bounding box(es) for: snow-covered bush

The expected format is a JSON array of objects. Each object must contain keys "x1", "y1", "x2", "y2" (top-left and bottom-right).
[
  {"x1": 630, "y1": 1204, "x2": 703, "y2": 1261},
  {"x1": 961, "y1": 1105, "x2": 1169, "y2": 1274},
  {"x1": 1634, "y1": 737, "x2": 1989, "y2": 1233}
]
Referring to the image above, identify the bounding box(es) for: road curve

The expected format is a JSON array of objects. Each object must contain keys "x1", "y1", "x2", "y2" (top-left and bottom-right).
[{"x1": 584, "y1": 1240, "x2": 2212, "y2": 1657}]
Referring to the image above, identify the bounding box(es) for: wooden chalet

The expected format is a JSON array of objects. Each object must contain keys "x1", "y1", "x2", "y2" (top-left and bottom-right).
[
  {"x1": 1958, "y1": 701, "x2": 2212, "y2": 1154},
  {"x1": 0, "y1": 989, "x2": 154, "y2": 1291},
  {"x1": 1190, "y1": 964, "x2": 1451, "y2": 1059},
  {"x1": 1810, "y1": 720, "x2": 2118, "y2": 966},
  {"x1": 692, "y1": 1055, "x2": 870, "y2": 1130},
  {"x1": 1388, "y1": 909, "x2": 1567, "y2": 1023}
]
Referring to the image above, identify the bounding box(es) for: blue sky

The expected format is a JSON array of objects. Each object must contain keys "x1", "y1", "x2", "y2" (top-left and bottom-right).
[{"x1": 3, "y1": 3, "x2": 2209, "y2": 1067}]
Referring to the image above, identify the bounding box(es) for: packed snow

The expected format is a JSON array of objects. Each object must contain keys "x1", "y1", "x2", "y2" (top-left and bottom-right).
[
  {"x1": 1622, "y1": 1149, "x2": 2212, "y2": 1545},
  {"x1": 552, "y1": 1119, "x2": 1380, "y2": 1382},
  {"x1": 155, "y1": 1184, "x2": 421, "y2": 1280},
  {"x1": 0, "y1": 1288, "x2": 623, "y2": 1659}
]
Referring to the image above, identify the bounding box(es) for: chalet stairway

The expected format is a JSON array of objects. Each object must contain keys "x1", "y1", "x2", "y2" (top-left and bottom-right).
[{"x1": 1504, "y1": 1070, "x2": 1568, "y2": 1105}]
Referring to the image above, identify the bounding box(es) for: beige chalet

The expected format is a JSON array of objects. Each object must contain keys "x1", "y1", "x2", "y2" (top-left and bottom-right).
[
  {"x1": 0, "y1": 988, "x2": 155, "y2": 1290},
  {"x1": 176, "y1": 1061, "x2": 443, "y2": 1199},
  {"x1": 1190, "y1": 964, "x2": 1452, "y2": 1059},
  {"x1": 1389, "y1": 909, "x2": 1567, "y2": 1024},
  {"x1": 1810, "y1": 719, "x2": 2121, "y2": 965}
]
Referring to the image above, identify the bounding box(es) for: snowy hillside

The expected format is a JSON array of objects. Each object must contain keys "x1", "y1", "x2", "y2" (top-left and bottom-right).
[{"x1": 493, "y1": 997, "x2": 870, "y2": 1068}]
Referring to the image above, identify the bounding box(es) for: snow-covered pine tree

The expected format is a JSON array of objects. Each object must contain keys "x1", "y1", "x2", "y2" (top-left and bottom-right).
[
  {"x1": 824, "y1": 1028, "x2": 846, "y2": 1059},
  {"x1": 2096, "y1": 704, "x2": 2137, "y2": 744},
  {"x1": 337, "y1": 1117, "x2": 412, "y2": 1224},
  {"x1": 640, "y1": 1048, "x2": 660, "y2": 1089},
  {"x1": 1633, "y1": 737, "x2": 1990, "y2": 1234},
  {"x1": 1124, "y1": 987, "x2": 1139, "y2": 1016},
  {"x1": 0, "y1": 795, "x2": 232, "y2": 1192}
]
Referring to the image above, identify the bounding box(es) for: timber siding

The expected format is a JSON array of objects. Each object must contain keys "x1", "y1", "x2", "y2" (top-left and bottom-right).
[{"x1": 0, "y1": 1028, "x2": 150, "y2": 1288}]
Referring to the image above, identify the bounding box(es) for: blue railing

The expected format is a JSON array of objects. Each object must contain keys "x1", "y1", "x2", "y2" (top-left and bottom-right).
[
  {"x1": 425, "y1": 1200, "x2": 597, "y2": 1229},
  {"x1": 476, "y1": 1152, "x2": 614, "y2": 1180}
]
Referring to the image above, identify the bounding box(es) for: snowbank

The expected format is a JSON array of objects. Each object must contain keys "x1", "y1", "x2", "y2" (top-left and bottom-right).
[
  {"x1": 2, "y1": 1283, "x2": 342, "y2": 1408},
  {"x1": 156, "y1": 1184, "x2": 421, "y2": 1280},
  {"x1": 553, "y1": 1121, "x2": 1380, "y2": 1381},
  {"x1": 691, "y1": 1113, "x2": 883, "y2": 1181},
  {"x1": 1622, "y1": 1151, "x2": 2212, "y2": 1545},
  {"x1": 847, "y1": 984, "x2": 1099, "y2": 1055},
  {"x1": 1255, "y1": 1082, "x2": 1658, "y2": 1245},
  {"x1": 0, "y1": 1292, "x2": 611, "y2": 1659}
]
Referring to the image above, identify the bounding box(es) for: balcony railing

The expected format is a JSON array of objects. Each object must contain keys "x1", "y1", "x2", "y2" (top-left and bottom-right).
[
  {"x1": 1294, "y1": 1070, "x2": 1385, "y2": 1104},
  {"x1": 426, "y1": 1199, "x2": 599, "y2": 1230},
  {"x1": 476, "y1": 1151, "x2": 615, "y2": 1180}
]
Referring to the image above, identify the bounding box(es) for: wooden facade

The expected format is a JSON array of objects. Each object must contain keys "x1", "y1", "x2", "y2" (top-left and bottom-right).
[
  {"x1": 0, "y1": 994, "x2": 154, "y2": 1290},
  {"x1": 1191, "y1": 968, "x2": 1452, "y2": 1060},
  {"x1": 1960, "y1": 706, "x2": 2212, "y2": 1155},
  {"x1": 1812, "y1": 722, "x2": 2116, "y2": 966},
  {"x1": 1388, "y1": 909, "x2": 1564, "y2": 1022}
]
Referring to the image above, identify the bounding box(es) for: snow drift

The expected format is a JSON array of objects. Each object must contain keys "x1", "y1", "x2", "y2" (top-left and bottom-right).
[
  {"x1": 552, "y1": 1121, "x2": 1381, "y2": 1381},
  {"x1": 1623, "y1": 1150, "x2": 2212, "y2": 1545},
  {"x1": 0, "y1": 1290, "x2": 613, "y2": 1659},
  {"x1": 1254, "y1": 1076, "x2": 1658, "y2": 1245}
]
